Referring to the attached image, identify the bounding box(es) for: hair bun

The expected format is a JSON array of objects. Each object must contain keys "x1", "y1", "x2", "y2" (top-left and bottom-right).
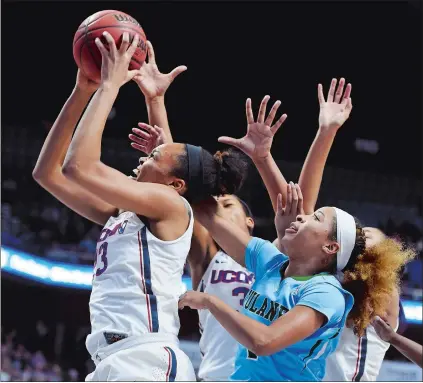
[
  {"x1": 213, "y1": 148, "x2": 248, "y2": 196},
  {"x1": 213, "y1": 151, "x2": 227, "y2": 166}
]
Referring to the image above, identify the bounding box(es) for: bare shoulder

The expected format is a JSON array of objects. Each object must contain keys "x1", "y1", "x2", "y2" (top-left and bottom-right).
[
  {"x1": 142, "y1": 182, "x2": 188, "y2": 216},
  {"x1": 145, "y1": 184, "x2": 191, "y2": 241},
  {"x1": 385, "y1": 288, "x2": 400, "y2": 328}
]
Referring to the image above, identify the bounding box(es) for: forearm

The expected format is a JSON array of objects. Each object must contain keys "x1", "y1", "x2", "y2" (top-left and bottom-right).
[
  {"x1": 195, "y1": 210, "x2": 249, "y2": 266},
  {"x1": 33, "y1": 88, "x2": 92, "y2": 178},
  {"x1": 298, "y1": 128, "x2": 336, "y2": 214},
  {"x1": 64, "y1": 85, "x2": 119, "y2": 170},
  {"x1": 391, "y1": 333, "x2": 423, "y2": 368},
  {"x1": 206, "y1": 294, "x2": 270, "y2": 355},
  {"x1": 146, "y1": 96, "x2": 173, "y2": 142},
  {"x1": 254, "y1": 155, "x2": 288, "y2": 213}
]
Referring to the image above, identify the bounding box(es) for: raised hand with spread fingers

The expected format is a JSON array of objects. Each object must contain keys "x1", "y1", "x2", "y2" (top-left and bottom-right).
[
  {"x1": 219, "y1": 96, "x2": 287, "y2": 162},
  {"x1": 219, "y1": 96, "x2": 289, "y2": 213},
  {"x1": 133, "y1": 41, "x2": 187, "y2": 101},
  {"x1": 318, "y1": 78, "x2": 352, "y2": 133}
]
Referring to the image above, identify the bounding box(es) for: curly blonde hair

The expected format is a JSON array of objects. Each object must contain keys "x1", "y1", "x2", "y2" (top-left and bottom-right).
[{"x1": 341, "y1": 224, "x2": 416, "y2": 337}]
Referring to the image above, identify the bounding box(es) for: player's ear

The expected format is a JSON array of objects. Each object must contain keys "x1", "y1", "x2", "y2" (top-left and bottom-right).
[{"x1": 169, "y1": 178, "x2": 186, "y2": 194}]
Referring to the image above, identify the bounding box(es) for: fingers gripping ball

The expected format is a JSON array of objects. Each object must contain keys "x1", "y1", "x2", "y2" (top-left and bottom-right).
[{"x1": 73, "y1": 10, "x2": 147, "y2": 83}]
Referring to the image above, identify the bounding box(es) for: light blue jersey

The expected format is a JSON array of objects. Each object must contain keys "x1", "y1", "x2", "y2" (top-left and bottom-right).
[{"x1": 231, "y1": 237, "x2": 354, "y2": 382}]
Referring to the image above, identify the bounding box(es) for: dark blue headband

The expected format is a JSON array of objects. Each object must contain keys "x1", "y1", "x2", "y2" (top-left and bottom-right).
[{"x1": 186, "y1": 144, "x2": 203, "y2": 193}]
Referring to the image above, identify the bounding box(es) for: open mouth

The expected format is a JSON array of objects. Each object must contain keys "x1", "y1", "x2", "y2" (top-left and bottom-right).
[{"x1": 285, "y1": 222, "x2": 298, "y2": 234}]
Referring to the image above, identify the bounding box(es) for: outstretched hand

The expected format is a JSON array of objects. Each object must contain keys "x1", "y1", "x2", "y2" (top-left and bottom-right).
[
  {"x1": 371, "y1": 316, "x2": 396, "y2": 343},
  {"x1": 218, "y1": 96, "x2": 287, "y2": 162},
  {"x1": 318, "y1": 78, "x2": 353, "y2": 132},
  {"x1": 95, "y1": 32, "x2": 141, "y2": 88},
  {"x1": 275, "y1": 183, "x2": 304, "y2": 238},
  {"x1": 129, "y1": 123, "x2": 168, "y2": 155},
  {"x1": 179, "y1": 291, "x2": 210, "y2": 310},
  {"x1": 133, "y1": 41, "x2": 187, "y2": 100}
]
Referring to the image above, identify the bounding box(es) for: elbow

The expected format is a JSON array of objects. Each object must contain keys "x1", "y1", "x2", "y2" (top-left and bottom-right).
[
  {"x1": 32, "y1": 167, "x2": 44, "y2": 183},
  {"x1": 250, "y1": 336, "x2": 275, "y2": 357},
  {"x1": 62, "y1": 160, "x2": 82, "y2": 181},
  {"x1": 32, "y1": 167, "x2": 53, "y2": 186},
  {"x1": 62, "y1": 160, "x2": 99, "y2": 183}
]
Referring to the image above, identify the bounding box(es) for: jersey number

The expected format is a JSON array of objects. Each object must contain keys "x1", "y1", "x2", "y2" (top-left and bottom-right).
[
  {"x1": 232, "y1": 286, "x2": 250, "y2": 306},
  {"x1": 247, "y1": 349, "x2": 258, "y2": 360},
  {"x1": 94, "y1": 242, "x2": 108, "y2": 277}
]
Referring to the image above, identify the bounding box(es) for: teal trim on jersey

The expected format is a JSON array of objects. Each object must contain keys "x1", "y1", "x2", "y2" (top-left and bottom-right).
[{"x1": 290, "y1": 272, "x2": 330, "y2": 281}]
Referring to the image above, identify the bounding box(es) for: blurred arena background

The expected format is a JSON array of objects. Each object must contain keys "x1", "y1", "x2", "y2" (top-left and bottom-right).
[{"x1": 1, "y1": 0, "x2": 422, "y2": 381}]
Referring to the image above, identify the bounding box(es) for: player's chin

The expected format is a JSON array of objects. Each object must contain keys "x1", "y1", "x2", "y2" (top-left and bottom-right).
[{"x1": 280, "y1": 231, "x2": 298, "y2": 247}]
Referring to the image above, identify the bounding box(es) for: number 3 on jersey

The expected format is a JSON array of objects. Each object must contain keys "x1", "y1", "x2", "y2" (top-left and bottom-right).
[
  {"x1": 94, "y1": 242, "x2": 108, "y2": 277},
  {"x1": 232, "y1": 286, "x2": 250, "y2": 305}
]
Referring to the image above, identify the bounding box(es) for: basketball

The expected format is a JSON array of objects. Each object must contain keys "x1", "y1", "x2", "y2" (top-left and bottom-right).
[{"x1": 73, "y1": 10, "x2": 147, "y2": 83}]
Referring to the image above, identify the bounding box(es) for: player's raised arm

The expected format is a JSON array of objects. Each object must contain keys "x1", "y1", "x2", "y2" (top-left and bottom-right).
[
  {"x1": 132, "y1": 41, "x2": 187, "y2": 143},
  {"x1": 218, "y1": 96, "x2": 288, "y2": 213},
  {"x1": 298, "y1": 78, "x2": 353, "y2": 214},
  {"x1": 62, "y1": 32, "x2": 186, "y2": 221},
  {"x1": 193, "y1": 197, "x2": 251, "y2": 267},
  {"x1": 32, "y1": 70, "x2": 117, "y2": 225}
]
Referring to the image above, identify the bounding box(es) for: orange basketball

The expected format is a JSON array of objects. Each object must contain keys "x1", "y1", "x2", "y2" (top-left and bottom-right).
[{"x1": 73, "y1": 10, "x2": 147, "y2": 83}]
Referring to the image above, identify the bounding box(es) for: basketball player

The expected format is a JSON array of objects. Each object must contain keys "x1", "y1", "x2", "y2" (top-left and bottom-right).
[
  {"x1": 129, "y1": 44, "x2": 261, "y2": 380},
  {"x1": 33, "y1": 33, "x2": 247, "y2": 381},
  {"x1": 178, "y1": 89, "x2": 414, "y2": 380},
  {"x1": 266, "y1": 78, "x2": 414, "y2": 381},
  {"x1": 283, "y1": 78, "x2": 409, "y2": 381}
]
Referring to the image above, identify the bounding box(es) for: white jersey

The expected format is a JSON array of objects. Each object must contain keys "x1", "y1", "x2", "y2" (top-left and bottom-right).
[
  {"x1": 197, "y1": 251, "x2": 254, "y2": 381},
  {"x1": 86, "y1": 200, "x2": 193, "y2": 357},
  {"x1": 324, "y1": 318, "x2": 398, "y2": 381}
]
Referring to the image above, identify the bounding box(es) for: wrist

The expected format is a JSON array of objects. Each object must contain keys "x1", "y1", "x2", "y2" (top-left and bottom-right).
[
  {"x1": 317, "y1": 126, "x2": 338, "y2": 138},
  {"x1": 204, "y1": 294, "x2": 215, "y2": 310},
  {"x1": 99, "y1": 82, "x2": 120, "y2": 95},
  {"x1": 72, "y1": 87, "x2": 94, "y2": 100},
  {"x1": 389, "y1": 332, "x2": 400, "y2": 345},
  {"x1": 253, "y1": 154, "x2": 272, "y2": 166},
  {"x1": 146, "y1": 95, "x2": 165, "y2": 105}
]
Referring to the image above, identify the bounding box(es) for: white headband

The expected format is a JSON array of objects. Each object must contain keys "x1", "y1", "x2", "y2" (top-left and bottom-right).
[{"x1": 333, "y1": 207, "x2": 356, "y2": 272}]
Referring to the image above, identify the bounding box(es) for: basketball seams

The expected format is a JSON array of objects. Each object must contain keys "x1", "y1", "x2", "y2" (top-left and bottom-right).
[
  {"x1": 76, "y1": 10, "x2": 117, "y2": 31},
  {"x1": 74, "y1": 23, "x2": 146, "y2": 46},
  {"x1": 82, "y1": 15, "x2": 102, "y2": 81}
]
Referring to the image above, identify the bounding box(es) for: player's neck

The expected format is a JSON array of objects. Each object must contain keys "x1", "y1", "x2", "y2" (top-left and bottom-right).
[{"x1": 284, "y1": 261, "x2": 319, "y2": 278}]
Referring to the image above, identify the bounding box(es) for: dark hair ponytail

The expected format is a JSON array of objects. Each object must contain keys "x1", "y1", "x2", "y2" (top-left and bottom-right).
[{"x1": 172, "y1": 146, "x2": 249, "y2": 203}]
